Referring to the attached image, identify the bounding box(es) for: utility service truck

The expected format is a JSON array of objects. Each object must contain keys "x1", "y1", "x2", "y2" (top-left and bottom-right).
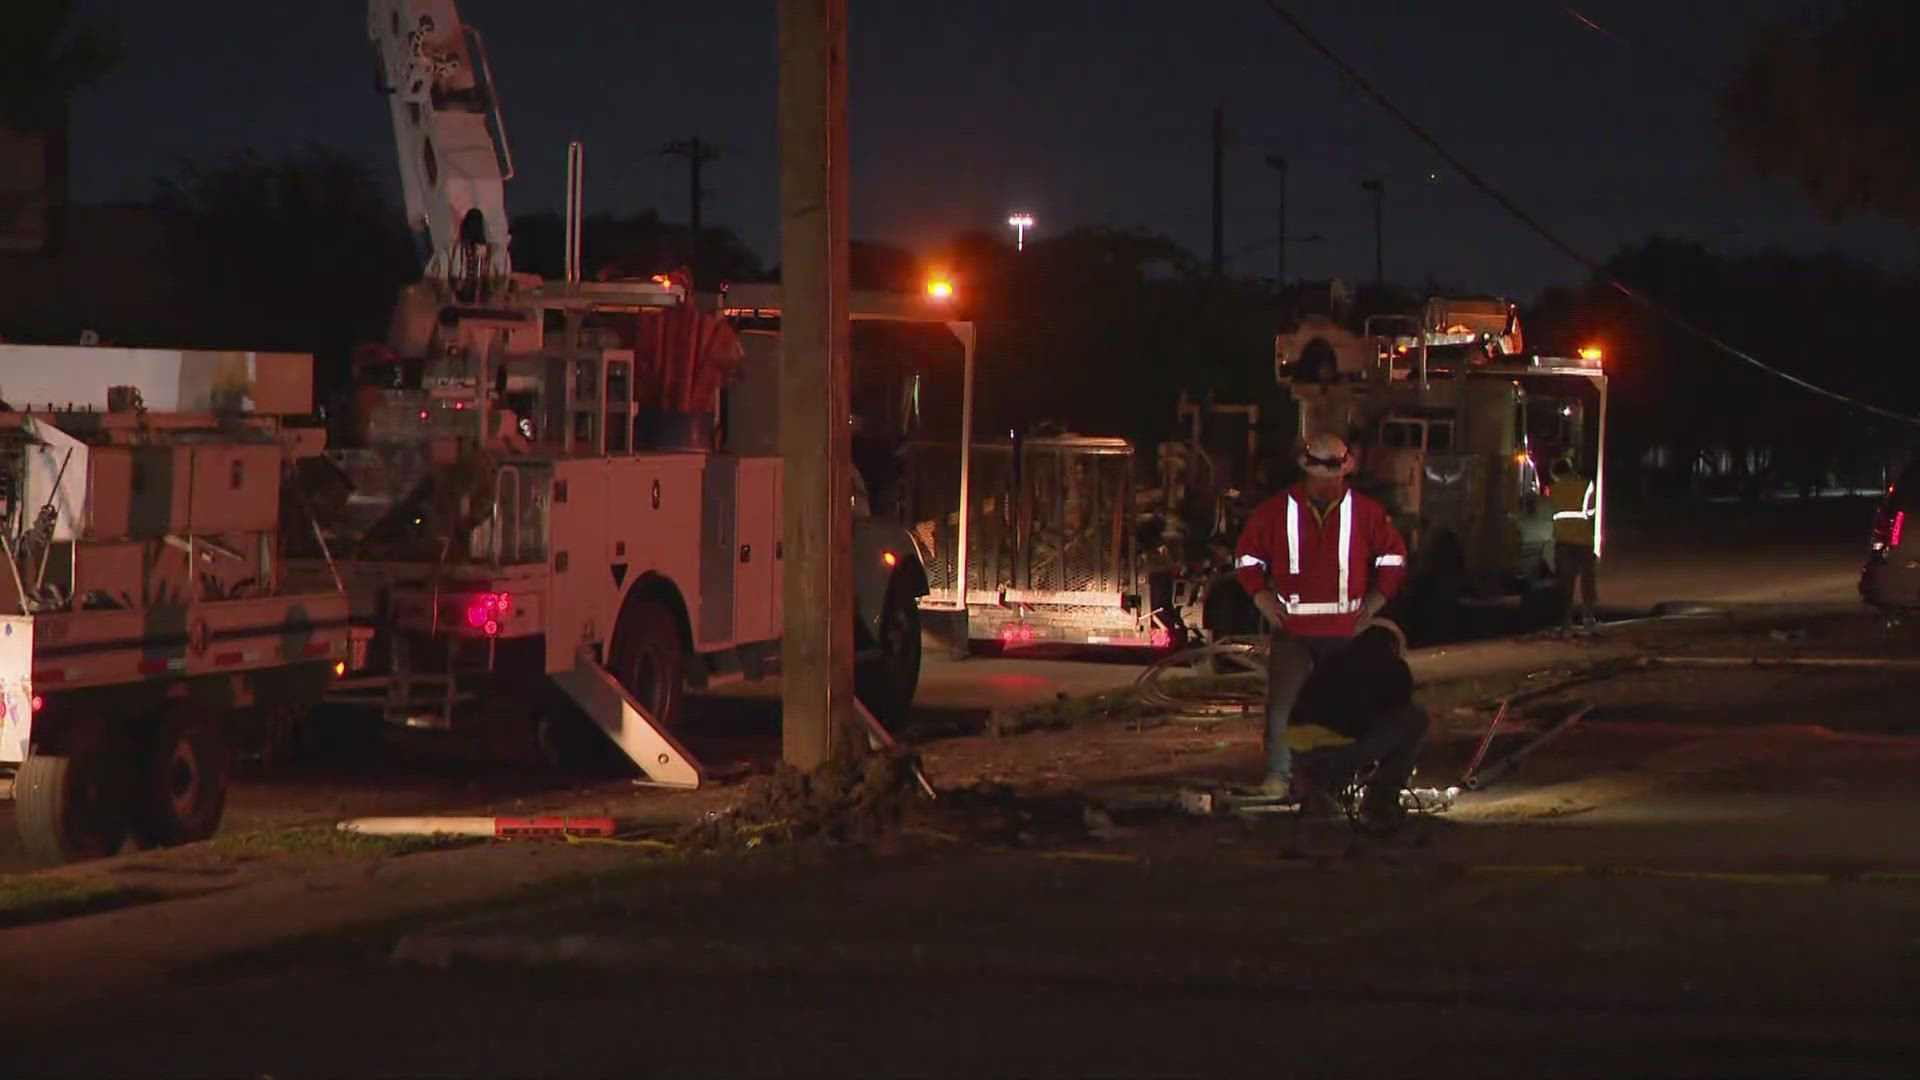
[{"x1": 284, "y1": 1, "x2": 938, "y2": 786}]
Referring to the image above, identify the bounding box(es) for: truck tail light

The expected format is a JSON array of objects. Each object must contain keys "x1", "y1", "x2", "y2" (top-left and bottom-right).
[{"x1": 1872, "y1": 508, "x2": 1905, "y2": 551}]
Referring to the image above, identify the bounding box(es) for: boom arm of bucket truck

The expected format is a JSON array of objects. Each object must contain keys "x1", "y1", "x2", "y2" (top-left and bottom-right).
[{"x1": 368, "y1": 0, "x2": 515, "y2": 299}]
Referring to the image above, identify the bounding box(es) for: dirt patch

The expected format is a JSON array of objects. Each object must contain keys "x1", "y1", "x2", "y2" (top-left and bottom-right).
[{"x1": 675, "y1": 751, "x2": 927, "y2": 852}]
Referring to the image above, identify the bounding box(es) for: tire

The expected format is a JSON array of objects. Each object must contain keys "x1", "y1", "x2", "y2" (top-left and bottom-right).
[
  {"x1": 132, "y1": 709, "x2": 231, "y2": 847},
  {"x1": 17, "y1": 723, "x2": 134, "y2": 866},
  {"x1": 857, "y1": 578, "x2": 923, "y2": 731},
  {"x1": 609, "y1": 598, "x2": 686, "y2": 733}
]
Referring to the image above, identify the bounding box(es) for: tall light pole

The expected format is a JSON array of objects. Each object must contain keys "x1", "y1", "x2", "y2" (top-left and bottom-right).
[
  {"x1": 1007, "y1": 212, "x2": 1034, "y2": 252},
  {"x1": 1360, "y1": 178, "x2": 1384, "y2": 286},
  {"x1": 1265, "y1": 155, "x2": 1287, "y2": 287}
]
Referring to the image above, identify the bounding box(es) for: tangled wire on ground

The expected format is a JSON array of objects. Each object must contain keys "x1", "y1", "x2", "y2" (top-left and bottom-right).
[{"x1": 1131, "y1": 620, "x2": 1410, "y2": 713}]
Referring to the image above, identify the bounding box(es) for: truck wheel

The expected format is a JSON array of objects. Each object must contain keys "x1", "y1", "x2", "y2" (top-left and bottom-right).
[
  {"x1": 858, "y1": 579, "x2": 923, "y2": 730},
  {"x1": 610, "y1": 599, "x2": 685, "y2": 732},
  {"x1": 132, "y1": 709, "x2": 231, "y2": 847},
  {"x1": 17, "y1": 723, "x2": 133, "y2": 866}
]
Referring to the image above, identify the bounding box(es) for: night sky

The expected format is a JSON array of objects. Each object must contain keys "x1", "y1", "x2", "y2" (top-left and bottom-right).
[{"x1": 69, "y1": 1, "x2": 1910, "y2": 297}]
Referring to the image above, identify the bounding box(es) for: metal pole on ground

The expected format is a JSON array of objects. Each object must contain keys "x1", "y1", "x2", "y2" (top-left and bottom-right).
[{"x1": 778, "y1": 0, "x2": 856, "y2": 768}]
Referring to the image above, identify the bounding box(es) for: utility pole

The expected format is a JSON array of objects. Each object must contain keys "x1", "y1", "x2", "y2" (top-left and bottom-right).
[
  {"x1": 1210, "y1": 106, "x2": 1225, "y2": 278},
  {"x1": 777, "y1": 0, "x2": 855, "y2": 769},
  {"x1": 1266, "y1": 154, "x2": 1287, "y2": 288},
  {"x1": 661, "y1": 136, "x2": 720, "y2": 284},
  {"x1": 1361, "y1": 178, "x2": 1384, "y2": 286}
]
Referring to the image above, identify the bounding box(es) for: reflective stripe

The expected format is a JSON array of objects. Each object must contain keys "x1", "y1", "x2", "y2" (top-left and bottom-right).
[
  {"x1": 1581, "y1": 481, "x2": 1597, "y2": 517},
  {"x1": 1236, "y1": 554, "x2": 1267, "y2": 569},
  {"x1": 1375, "y1": 554, "x2": 1405, "y2": 567},
  {"x1": 1282, "y1": 595, "x2": 1364, "y2": 616},
  {"x1": 1552, "y1": 511, "x2": 1588, "y2": 521},
  {"x1": 1336, "y1": 491, "x2": 1353, "y2": 605},
  {"x1": 1284, "y1": 497, "x2": 1301, "y2": 575}
]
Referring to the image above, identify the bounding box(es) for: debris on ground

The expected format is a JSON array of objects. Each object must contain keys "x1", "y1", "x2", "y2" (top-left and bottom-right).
[
  {"x1": 676, "y1": 750, "x2": 926, "y2": 853},
  {"x1": 990, "y1": 687, "x2": 1180, "y2": 737},
  {"x1": 926, "y1": 783, "x2": 1116, "y2": 848}
]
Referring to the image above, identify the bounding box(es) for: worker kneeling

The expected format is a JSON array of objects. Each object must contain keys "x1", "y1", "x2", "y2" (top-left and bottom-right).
[
  {"x1": 1287, "y1": 623, "x2": 1430, "y2": 833},
  {"x1": 1234, "y1": 433, "x2": 1415, "y2": 829}
]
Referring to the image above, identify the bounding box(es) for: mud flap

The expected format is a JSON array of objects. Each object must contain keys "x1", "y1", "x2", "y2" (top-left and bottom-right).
[
  {"x1": 0, "y1": 616, "x2": 35, "y2": 766},
  {"x1": 549, "y1": 651, "x2": 703, "y2": 788}
]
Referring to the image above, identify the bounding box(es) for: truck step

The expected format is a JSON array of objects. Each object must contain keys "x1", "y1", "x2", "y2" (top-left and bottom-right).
[{"x1": 550, "y1": 650, "x2": 703, "y2": 788}]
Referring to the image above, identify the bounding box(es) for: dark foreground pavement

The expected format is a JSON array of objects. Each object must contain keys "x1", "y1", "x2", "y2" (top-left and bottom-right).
[{"x1": 8, "y1": 846, "x2": 1919, "y2": 1078}]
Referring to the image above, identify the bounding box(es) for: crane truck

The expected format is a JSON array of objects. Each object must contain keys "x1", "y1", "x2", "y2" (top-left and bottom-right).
[{"x1": 278, "y1": 1, "x2": 939, "y2": 784}]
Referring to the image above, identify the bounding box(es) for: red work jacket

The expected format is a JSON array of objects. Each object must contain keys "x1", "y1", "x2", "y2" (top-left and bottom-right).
[{"x1": 1233, "y1": 483, "x2": 1409, "y2": 638}]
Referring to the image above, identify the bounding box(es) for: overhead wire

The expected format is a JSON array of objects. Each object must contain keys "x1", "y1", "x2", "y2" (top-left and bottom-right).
[{"x1": 1256, "y1": 0, "x2": 1920, "y2": 426}]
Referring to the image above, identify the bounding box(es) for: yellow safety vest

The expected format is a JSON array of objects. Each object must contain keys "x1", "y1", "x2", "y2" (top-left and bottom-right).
[{"x1": 1548, "y1": 477, "x2": 1596, "y2": 547}]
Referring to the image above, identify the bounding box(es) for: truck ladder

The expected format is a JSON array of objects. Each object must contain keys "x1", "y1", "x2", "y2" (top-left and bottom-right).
[{"x1": 549, "y1": 648, "x2": 704, "y2": 788}]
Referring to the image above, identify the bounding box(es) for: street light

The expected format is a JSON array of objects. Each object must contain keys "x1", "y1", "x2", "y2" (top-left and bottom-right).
[
  {"x1": 926, "y1": 276, "x2": 955, "y2": 300},
  {"x1": 1007, "y1": 212, "x2": 1034, "y2": 252}
]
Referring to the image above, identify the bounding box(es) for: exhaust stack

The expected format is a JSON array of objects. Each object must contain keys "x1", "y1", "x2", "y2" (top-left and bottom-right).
[{"x1": 564, "y1": 140, "x2": 584, "y2": 285}]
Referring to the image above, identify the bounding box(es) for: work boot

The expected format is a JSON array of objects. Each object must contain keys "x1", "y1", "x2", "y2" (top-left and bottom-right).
[{"x1": 1357, "y1": 790, "x2": 1408, "y2": 836}]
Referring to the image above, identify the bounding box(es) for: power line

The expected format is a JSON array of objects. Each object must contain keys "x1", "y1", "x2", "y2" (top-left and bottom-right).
[
  {"x1": 1555, "y1": 3, "x2": 1721, "y2": 95},
  {"x1": 1256, "y1": 0, "x2": 1920, "y2": 426}
]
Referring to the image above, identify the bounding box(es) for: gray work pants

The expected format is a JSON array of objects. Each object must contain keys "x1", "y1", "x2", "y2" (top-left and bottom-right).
[
  {"x1": 1263, "y1": 632, "x2": 1350, "y2": 780},
  {"x1": 1297, "y1": 702, "x2": 1432, "y2": 813}
]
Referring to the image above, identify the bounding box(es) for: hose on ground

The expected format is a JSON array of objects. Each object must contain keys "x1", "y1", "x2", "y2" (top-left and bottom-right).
[{"x1": 1130, "y1": 620, "x2": 1408, "y2": 712}]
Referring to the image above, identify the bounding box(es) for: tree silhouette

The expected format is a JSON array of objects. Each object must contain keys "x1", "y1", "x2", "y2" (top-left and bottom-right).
[
  {"x1": 512, "y1": 210, "x2": 764, "y2": 285},
  {"x1": 155, "y1": 146, "x2": 415, "y2": 391},
  {"x1": 0, "y1": 0, "x2": 119, "y2": 130},
  {"x1": 1720, "y1": 0, "x2": 1920, "y2": 220}
]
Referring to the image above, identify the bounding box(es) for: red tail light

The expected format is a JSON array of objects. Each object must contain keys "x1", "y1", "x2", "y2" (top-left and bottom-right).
[
  {"x1": 998, "y1": 623, "x2": 1037, "y2": 646},
  {"x1": 462, "y1": 591, "x2": 513, "y2": 637},
  {"x1": 1148, "y1": 627, "x2": 1173, "y2": 649},
  {"x1": 1873, "y1": 509, "x2": 1905, "y2": 550}
]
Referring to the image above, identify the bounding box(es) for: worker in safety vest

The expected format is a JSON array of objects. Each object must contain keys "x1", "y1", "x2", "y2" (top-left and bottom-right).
[
  {"x1": 1233, "y1": 433, "x2": 1409, "y2": 811},
  {"x1": 1547, "y1": 456, "x2": 1599, "y2": 629}
]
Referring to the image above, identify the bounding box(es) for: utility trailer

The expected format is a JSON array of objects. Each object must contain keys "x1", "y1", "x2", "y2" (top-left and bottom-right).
[
  {"x1": 0, "y1": 347, "x2": 355, "y2": 864},
  {"x1": 906, "y1": 434, "x2": 1180, "y2": 652}
]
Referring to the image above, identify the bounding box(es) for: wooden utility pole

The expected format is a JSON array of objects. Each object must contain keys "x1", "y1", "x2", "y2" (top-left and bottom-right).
[
  {"x1": 1210, "y1": 106, "x2": 1225, "y2": 279},
  {"x1": 778, "y1": 0, "x2": 855, "y2": 769},
  {"x1": 661, "y1": 136, "x2": 719, "y2": 284}
]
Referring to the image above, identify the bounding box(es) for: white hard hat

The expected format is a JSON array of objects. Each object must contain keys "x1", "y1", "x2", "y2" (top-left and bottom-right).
[{"x1": 1299, "y1": 433, "x2": 1354, "y2": 478}]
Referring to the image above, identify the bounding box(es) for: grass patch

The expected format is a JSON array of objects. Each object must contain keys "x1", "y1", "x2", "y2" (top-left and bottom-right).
[
  {"x1": 0, "y1": 877, "x2": 154, "y2": 928},
  {"x1": 210, "y1": 827, "x2": 482, "y2": 859}
]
